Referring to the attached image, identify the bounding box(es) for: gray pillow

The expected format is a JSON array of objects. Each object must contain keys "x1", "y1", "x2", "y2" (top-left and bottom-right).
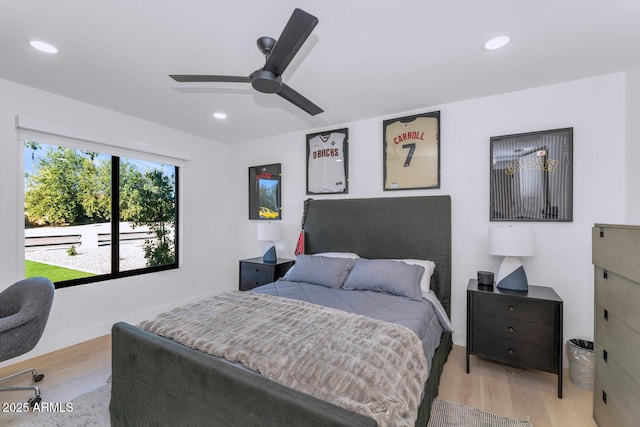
[
  {"x1": 342, "y1": 258, "x2": 424, "y2": 301},
  {"x1": 285, "y1": 255, "x2": 356, "y2": 288}
]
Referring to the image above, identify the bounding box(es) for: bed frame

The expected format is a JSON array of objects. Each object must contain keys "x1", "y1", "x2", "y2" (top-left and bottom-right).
[{"x1": 110, "y1": 195, "x2": 452, "y2": 426}]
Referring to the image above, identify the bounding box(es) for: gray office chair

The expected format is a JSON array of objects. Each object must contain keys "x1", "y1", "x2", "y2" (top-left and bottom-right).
[{"x1": 0, "y1": 277, "x2": 55, "y2": 407}]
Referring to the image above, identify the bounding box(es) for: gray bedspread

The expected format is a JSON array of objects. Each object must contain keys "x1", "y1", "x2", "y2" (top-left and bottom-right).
[
  {"x1": 253, "y1": 280, "x2": 445, "y2": 371},
  {"x1": 139, "y1": 291, "x2": 428, "y2": 427}
]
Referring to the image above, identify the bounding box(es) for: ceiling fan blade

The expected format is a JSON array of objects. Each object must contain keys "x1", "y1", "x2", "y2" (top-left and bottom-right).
[
  {"x1": 277, "y1": 83, "x2": 323, "y2": 116},
  {"x1": 170, "y1": 75, "x2": 251, "y2": 83},
  {"x1": 264, "y1": 8, "x2": 318, "y2": 76}
]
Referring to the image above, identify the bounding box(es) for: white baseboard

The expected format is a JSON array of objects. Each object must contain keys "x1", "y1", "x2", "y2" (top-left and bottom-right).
[{"x1": 0, "y1": 291, "x2": 219, "y2": 368}]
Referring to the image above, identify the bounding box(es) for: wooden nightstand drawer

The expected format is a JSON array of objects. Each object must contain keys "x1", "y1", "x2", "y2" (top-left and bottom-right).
[
  {"x1": 472, "y1": 334, "x2": 555, "y2": 372},
  {"x1": 473, "y1": 292, "x2": 556, "y2": 325},
  {"x1": 473, "y1": 315, "x2": 555, "y2": 345},
  {"x1": 239, "y1": 258, "x2": 295, "y2": 291},
  {"x1": 243, "y1": 263, "x2": 272, "y2": 280},
  {"x1": 595, "y1": 267, "x2": 640, "y2": 333}
]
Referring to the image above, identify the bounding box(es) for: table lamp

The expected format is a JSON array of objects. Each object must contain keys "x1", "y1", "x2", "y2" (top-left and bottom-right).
[
  {"x1": 488, "y1": 225, "x2": 535, "y2": 291},
  {"x1": 257, "y1": 221, "x2": 282, "y2": 263}
]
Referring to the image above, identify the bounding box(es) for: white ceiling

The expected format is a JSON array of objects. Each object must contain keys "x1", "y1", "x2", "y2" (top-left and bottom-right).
[{"x1": 1, "y1": 1, "x2": 639, "y2": 144}]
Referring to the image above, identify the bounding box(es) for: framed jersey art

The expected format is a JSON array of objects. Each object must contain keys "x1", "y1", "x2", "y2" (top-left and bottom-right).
[
  {"x1": 490, "y1": 127, "x2": 573, "y2": 221},
  {"x1": 383, "y1": 111, "x2": 440, "y2": 190},
  {"x1": 306, "y1": 128, "x2": 348, "y2": 195}
]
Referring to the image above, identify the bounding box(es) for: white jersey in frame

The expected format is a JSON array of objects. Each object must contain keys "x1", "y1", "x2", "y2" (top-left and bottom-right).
[{"x1": 308, "y1": 132, "x2": 347, "y2": 193}]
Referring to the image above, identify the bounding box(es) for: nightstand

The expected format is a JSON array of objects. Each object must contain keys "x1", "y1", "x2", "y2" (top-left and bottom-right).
[
  {"x1": 239, "y1": 257, "x2": 295, "y2": 291},
  {"x1": 466, "y1": 279, "x2": 563, "y2": 398}
]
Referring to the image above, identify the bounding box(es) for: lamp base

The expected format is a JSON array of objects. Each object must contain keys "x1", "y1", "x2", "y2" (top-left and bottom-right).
[
  {"x1": 263, "y1": 244, "x2": 277, "y2": 263},
  {"x1": 496, "y1": 256, "x2": 528, "y2": 291}
]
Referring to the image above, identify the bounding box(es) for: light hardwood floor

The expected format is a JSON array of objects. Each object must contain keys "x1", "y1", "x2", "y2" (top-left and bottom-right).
[
  {"x1": 0, "y1": 337, "x2": 596, "y2": 426},
  {"x1": 439, "y1": 345, "x2": 598, "y2": 427}
]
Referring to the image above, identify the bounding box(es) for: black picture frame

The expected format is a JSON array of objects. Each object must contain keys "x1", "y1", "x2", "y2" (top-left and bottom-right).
[
  {"x1": 383, "y1": 111, "x2": 440, "y2": 190},
  {"x1": 248, "y1": 163, "x2": 281, "y2": 220},
  {"x1": 490, "y1": 127, "x2": 573, "y2": 221},
  {"x1": 306, "y1": 128, "x2": 349, "y2": 195}
]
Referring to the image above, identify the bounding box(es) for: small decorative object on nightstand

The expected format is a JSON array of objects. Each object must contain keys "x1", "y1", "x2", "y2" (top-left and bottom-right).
[
  {"x1": 466, "y1": 278, "x2": 563, "y2": 398},
  {"x1": 239, "y1": 257, "x2": 294, "y2": 291}
]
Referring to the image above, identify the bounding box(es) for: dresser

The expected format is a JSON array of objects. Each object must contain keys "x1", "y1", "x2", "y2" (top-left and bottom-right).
[
  {"x1": 239, "y1": 257, "x2": 295, "y2": 291},
  {"x1": 466, "y1": 279, "x2": 563, "y2": 398},
  {"x1": 592, "y1": 224, "x2": 640, "y2": 427}
]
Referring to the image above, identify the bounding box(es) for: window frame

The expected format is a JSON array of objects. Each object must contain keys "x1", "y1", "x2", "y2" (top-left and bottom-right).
[{"x1": 23, "y1": 145, "x2": 180, "y2": 289}]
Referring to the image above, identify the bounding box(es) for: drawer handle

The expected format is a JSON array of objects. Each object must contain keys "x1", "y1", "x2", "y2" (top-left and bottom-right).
[
  {"x1": 602, "y1": 390, "x2": 607, "y2": 404},
  {"x1": 604, "y1": 309, "x2": 608, "y2": 321},
  {"x1": 508, "y1": 327, "x2": 514, "y2": 333},
  {"x1": 508, "y1": 306, "x2": 515, "y2": 312},
  {"x1": 507, "y1": 348, "x2": 515, "y2": 355},
  {"x1": 603, "y1": 349, "x2": 608, "y2": 363}
]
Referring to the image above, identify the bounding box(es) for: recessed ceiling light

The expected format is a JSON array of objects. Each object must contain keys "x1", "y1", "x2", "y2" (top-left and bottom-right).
[
  {"x1": 483, "y1": 34, "x2": 512, "y2": 51},
  {"x1": 30, "y1": 40, "x2": 58, "y2": 54},
  {"x1": 213, "y1": 112, "x2": 227, "y2": 120}
]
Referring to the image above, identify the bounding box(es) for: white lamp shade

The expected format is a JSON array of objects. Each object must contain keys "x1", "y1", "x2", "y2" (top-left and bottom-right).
[
  {"x1": 257, "y1": 221, "x2": 282, "y2": 242},
  {"x1": 489, "y1": 226, "x2": 535, "y2": 257}
]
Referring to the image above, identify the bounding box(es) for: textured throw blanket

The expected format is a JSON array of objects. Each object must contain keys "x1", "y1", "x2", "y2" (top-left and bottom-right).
[{"x1": 140, "y1": 291, "x2": 429, "y2": 427}]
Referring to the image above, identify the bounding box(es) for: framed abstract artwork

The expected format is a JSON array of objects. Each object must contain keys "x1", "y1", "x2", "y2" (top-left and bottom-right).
[
  {"x1": 248, "y1": 163, "x2": 281, "y2": 220},
  {"x1": 383, "y1": 111, "x2": 440, "y2": 190},
  {"x1": 306, "y1": 128, "x2": 348, "y2": 195},
  {"x1": 490, "y1": 128, "x2": 573, "y2": 221}
]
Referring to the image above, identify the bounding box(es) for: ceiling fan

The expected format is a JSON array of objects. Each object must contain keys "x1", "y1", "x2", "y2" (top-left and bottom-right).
[{"x1": 170, "y1": 8, "x2": 323, "y2": 116}]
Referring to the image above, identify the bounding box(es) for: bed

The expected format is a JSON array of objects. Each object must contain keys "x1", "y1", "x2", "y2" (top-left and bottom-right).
[{"x1": 110, "y1": 195, "x2": 452, "y2": 426}]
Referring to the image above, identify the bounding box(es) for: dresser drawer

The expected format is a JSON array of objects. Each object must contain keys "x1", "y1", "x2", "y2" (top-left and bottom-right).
[
  {"x1": 473, "y1": 315, "x2": 555, "y2": 346},
  {"x1": 594, "y1": 342, "x2": 640, "y2": 427},
  {"x1": 472, "y1": 334, "x2": 556, "y2": 372},
  {"x1": 593, "y1": 225, "x2": 640, "y2": 284},
  {"x1": 240, "y1": 263, "x2": 274, "y2": 290},
  {"x1": 595, "y1": 267, "x2": 640, "y2": 334},
  {"x1": 595, "y1": 303, "x2": 640, "y2": 385},
  {"x1": 473, "y1": 292, "x2": 556, "y2": 325}
]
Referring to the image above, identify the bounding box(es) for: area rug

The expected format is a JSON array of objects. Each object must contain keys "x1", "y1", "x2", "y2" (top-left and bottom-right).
[
  {"x1": 18, "y1": 384, "x2": 110, "y2": 427},
  {"x1": 427, "y1": 399, "x2": 532, "y2": 427},
  {"x1": 21, "y1": 384, "x2": 532, "y2": 427}
]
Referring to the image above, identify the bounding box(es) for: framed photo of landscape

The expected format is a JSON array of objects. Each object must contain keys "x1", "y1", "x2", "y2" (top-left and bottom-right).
[
  {"x1": 383, "y1": 111, "x2": 440, "y2": 190},
  {"x1": 306, "y1": 128, "x2": 349, "y2": 195},
  {"x1": 248, "y1": 163, "x2": 281, "y2": 220},
  {"x1": 490, "y1": 127, "x2": 573, "y2": 221}
]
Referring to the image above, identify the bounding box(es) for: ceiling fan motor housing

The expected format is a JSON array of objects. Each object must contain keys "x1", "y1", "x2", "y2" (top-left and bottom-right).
[{"x1": 251, "y1": 70, "x2": 282, "y2": 93}]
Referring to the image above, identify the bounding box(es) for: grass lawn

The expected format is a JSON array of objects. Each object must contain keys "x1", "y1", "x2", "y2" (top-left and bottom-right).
[{"x1": 25, "y1": 260, "x2": 96, "y2": 282}]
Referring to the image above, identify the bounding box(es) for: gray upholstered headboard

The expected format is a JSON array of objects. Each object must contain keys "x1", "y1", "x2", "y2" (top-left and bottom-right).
[{"x1": 302, "y1": 195, "x2": 452, "y2": 317}]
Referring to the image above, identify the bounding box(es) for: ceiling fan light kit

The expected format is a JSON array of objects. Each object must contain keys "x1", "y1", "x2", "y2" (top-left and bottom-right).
[{"x1": 170, "y1": 8, "x2": 323, "y2": 116}]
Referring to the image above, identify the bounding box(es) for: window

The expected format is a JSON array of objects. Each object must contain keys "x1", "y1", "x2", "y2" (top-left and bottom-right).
[{"x1": 24, "y1": 141, "x2": 179, "y2": 288}]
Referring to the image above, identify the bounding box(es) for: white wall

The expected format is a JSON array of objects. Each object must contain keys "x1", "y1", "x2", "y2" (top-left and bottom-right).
[
  {"x1": 626, "y1": 65, "x2": 640, "y2": 223},
  {"x1": 0, "y1": 72, "x2": 628, "y2": 367},
  {"x1": 0, "y1": 78, "x2": 233, "y2": 365},
  {"x1": 229, "y1": 73, "x2": 627, "y2": 356}
]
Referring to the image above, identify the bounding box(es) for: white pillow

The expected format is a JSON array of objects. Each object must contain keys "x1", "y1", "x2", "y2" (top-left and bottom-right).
[
  {"x1": 395, "y1": 259, "x2": 436, "y2": 295},
  {"x1": 315, "y1": 252, "x2": 360, "y2": 259}
]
